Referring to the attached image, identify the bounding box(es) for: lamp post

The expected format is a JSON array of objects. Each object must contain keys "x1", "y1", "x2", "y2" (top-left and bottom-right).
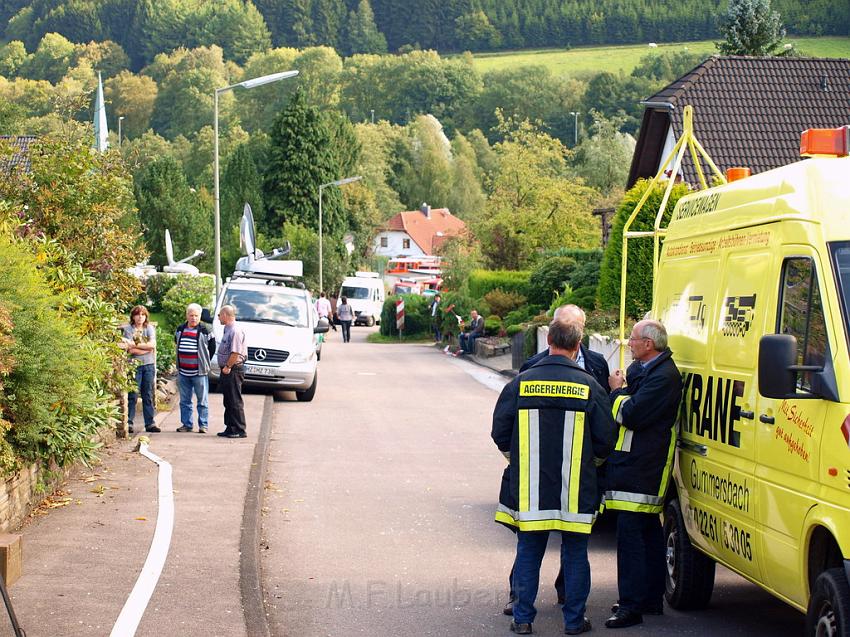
[
  {"x1": 117, "y1": 116, "x2": 124, "y2": 148},
  {"x1": 214, "y1": 70, "x2": 299, "y2": 297},
  {"x1": 318, "y1": 175, "x2": 362, "y2": 293},
  {"x1": 569, "y1": 111, "x2": 580, "y2": 146}
]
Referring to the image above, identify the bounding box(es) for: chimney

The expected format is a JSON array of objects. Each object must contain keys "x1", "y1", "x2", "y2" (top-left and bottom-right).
[{"x1": 420, "y1": 202, "x2": 431, "y2": 219}]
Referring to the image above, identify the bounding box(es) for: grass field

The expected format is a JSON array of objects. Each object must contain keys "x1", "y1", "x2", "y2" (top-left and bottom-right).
[{"x1": 470, "y1": 37, "x2": 850, "y2": 78}]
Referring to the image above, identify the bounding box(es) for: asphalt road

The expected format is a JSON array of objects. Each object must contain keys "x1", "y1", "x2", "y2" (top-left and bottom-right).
[{"x1": 259, "y1": 326, "x2": 805, "y2": 636}]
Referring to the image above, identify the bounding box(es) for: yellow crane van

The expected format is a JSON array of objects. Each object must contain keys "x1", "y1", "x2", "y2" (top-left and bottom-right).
[{"x1": 652, "y1": 126, "x2": 850, "y2": 635}]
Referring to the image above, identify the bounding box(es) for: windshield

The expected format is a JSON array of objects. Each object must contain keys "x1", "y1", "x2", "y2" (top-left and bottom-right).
[
  {"x1": 341, "y1": 285, "x2": 370, "y2": 300},
  {"x1": 222, "y1": 288, "x2": 309, "y2": 327},
  {"x1": 831, "y1": 242, "x2": 850, "y2": 348}
]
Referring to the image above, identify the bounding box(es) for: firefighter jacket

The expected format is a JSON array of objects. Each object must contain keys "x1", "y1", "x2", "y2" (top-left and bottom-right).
[
  {"x1": 492, "y1": 355, "x2": 617, "y2": 534},
  {"x1": 604, "y1": 349, "x2": 682, "y2": 515}
]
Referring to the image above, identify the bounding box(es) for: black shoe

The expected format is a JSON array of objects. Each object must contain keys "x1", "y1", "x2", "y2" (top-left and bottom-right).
[
  {"x1": 176, "y1": 426, "x2": 193, "y2": 432},
  {"x1": 605, "y1": 609, "x2": 643, "y2": 629},
  {"x1": 216, "y1": 430, "x2": 233, "y2": 437},
  {"x1": 557, "y1": 596, "x2": 566, "y2": 605},
  {"x1": 224, "y1": 432, "x2": 247, "y2": 438},
  {"x1": 611, "y1": 602, "x2": 662, "y2": 616},
  {"x1": 128, "y1": 425, "x2": 134, "y2": 434},
  {"x1": 503, "y1": 600, "x2": 514, "y2": 616},
  {"x1": 510, "y1": 621, "x2": 533, "y2": 635},
  {"x1": 145, "y1": 426, "x2": 161, "y2": 433},
  {"x1": 565, "y1": 618, "x2": 592, "y2": 635},
  {"x1": 198, "y1": 428, "x2": 207, "y2": 433}
]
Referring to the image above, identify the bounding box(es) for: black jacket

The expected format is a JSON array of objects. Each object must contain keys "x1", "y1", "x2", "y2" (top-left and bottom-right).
[
  {"x1": 520, "y1": 345, "x2": 610, "y2": 390},
  {"x1": 604, "y1": 349, "x2": 682, "y2": 514},
  {"x1": 492, "y1": 355, "x2": 617, "y2": 533}
]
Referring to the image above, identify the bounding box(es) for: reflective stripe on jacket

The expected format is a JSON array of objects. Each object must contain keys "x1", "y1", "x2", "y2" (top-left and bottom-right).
[
  {"x1": 604, "y1": 349, "x2": 682, "y2": 514},
  {"x1": 492, "y1": 355, "x2": 617, "y2": 533}
]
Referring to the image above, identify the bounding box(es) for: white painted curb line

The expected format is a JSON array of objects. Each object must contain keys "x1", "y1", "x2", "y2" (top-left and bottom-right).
[{"x1": 110, "y1": 443, "x2": 174, "y2": 637}]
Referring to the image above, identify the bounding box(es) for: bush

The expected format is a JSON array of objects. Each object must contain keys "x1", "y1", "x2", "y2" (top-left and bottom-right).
[
  {"x1": 161, "y1": 274, "x2": 215, "y2": 331},
  {"x1": 485, "y1": 314, "x2": 502, "y2": 335},
  {"x1": 527, "y1": 256, "x2": 577, "y2": 306},
  {"x1": 379, "y1": 294, "x2": 431, "y2": 337},
  {"x1": 434, "y1": 291, "x2": 473, "y2": 338},
  {"x1": 506, "y1": 324, "x2": 525, "y2": 337},
  {"x1": 598, "y1": 179, "x2": 689, "y2": 318},
  {"x1": 146, "y1": 273, "x2": 180, "y2": 312},
  {"x1": 484, "y1": 288, "x2": 526, "y2": 318},
  {"x1": 503, "y1": 304, "x2": 542, "y2": 329},
  {"x1": 155, "y1": 322, "x2": 175, "y2": 377},
  {"x1": 468, "y1": 269, "x2": 530, "y2": 299}
]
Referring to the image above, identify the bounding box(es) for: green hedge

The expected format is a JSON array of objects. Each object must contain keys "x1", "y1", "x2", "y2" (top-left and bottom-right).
[
  {"x1": 161, "y1": 274, "x2": 215, "y2": 331},
  {"x1": 598, "y1": 179, "x2": 689, "y2": 318},
  {"x1": 468, "y1": 269, "x2": 530, "y2": 299},
  {"x1": 379, "y1": 294, "x2": 431, "y2": 336}
]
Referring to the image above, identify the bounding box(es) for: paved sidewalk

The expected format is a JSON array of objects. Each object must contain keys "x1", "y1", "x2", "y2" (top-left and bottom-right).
[
  {"x1": 435, "y1": 343, "x2": 517, "y2": 378},
  {"x1": 0, "y1": 389, "x2": 270, "y2": 637}
]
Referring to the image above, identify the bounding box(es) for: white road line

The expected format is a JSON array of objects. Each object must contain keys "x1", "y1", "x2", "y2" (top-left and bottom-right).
[
  {"x1": 110, "y1": 443, "x2": 174, "y2": 637},
  {"x1": 448, "y1": 356, "x2": 510, "y2": 393}
]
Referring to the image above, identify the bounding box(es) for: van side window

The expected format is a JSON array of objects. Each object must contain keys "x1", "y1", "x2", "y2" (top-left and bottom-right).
[{"x1": 778, "y1": 257, "x2": 827, "y2": 392}]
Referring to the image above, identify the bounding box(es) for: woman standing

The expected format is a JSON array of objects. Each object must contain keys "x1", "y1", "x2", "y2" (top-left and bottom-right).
[
  {"x1": 122, "y1": 305, "x2": 159, "y2": 433},
  {"x1": 337, "y1": 295, "x2": 354, "y2": 343}
]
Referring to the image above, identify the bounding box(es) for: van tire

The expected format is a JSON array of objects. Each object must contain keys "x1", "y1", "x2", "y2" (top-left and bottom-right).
[
  {"x1": 664, "y1": 499, "x2": 715, "y2": 610},
  {"x1": 296, "y1": 374, "x2": 317, "y2": 402},
  {"x1": 366, "y1": 316, "x2": 375, "y2": 327},
  {"x1": 806, "y1": 568, "x2": 850, "y2": 636}
]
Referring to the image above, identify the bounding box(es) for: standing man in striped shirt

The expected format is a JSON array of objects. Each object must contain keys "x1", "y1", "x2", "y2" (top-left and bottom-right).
[{"x1": 175, "y1": 303, "x2": 216, "y2": 433}]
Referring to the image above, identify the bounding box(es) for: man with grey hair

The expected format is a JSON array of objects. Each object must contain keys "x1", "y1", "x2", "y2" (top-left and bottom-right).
[
  {"x1": 216, "y1": 304, "x2": 248, "y2": 439},
  {"x1": 175, "y1": 303, "x2": 216, "y2": 433},
  {"x1": 493, "y1": 319, "x2": 617, "y2": 635},
  {"x1": 604, "y1": 319, "x2": 682, "y2": 628}
]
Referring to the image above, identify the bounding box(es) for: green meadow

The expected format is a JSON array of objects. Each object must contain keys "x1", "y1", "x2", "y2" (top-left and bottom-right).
[{"x1": 470, "y1": 37, "x2": 850, "y2": 78}]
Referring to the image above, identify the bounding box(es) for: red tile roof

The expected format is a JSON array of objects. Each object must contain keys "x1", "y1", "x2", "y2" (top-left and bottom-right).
[
  {"x1": 0, "y1": 135, "x2": 36, "y2": 174},
  {"x1": 628, "y1": 56, "x2": 850, "y2": 187},
  {"x1": 384, "y1": 207, "x2": 466, "y2": 254}
]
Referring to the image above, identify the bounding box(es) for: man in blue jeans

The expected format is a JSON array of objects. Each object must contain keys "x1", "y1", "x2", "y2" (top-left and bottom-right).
[
  {"x1": 174, "y1": 304, "x2": 216, "y2": 433},
  {"x1": 492, "y1": 319, "x2": 617, "y2": 634}
]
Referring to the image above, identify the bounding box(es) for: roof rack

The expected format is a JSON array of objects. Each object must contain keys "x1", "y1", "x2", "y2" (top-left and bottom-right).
[{"x1": 230, "y1": 270, "x2": 306, "y2": 288}]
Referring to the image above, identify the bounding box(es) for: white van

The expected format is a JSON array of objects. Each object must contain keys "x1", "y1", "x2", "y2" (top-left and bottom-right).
[{"x1": 339, "y1": 272, "x2": 385, "y2": 327}]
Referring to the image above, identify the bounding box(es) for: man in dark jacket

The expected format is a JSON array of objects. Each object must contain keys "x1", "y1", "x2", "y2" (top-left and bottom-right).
[
  {"x1": 458, "y1": 309, "x2": 484, "y2": 354},
  {"x1": 520, "y1": 304, "x2": 610, "y2": 388},
  {"x1": 506, "y1": 303, "x2": 609, "y2": 615},
  {"x1": 604, "y1": 319, "x2": 683, "y2": 629},
  {"x1": 493, "y1": 319, "x2": 617, "y2": 635}
]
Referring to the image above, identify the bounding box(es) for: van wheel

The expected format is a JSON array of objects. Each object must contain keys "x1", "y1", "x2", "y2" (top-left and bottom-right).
[
  {"x1": 296, "y1": 374, "x2": 317, "y2": 402},
  {"x1": 366, "y1": 316, "x2": 375, "y2": 327},
  {"x1": 664, "y1": 499, "x2": 715, "y2": 610},
  {"x1": 806, "y1": 568, "x2": 850, "y2": 636}
]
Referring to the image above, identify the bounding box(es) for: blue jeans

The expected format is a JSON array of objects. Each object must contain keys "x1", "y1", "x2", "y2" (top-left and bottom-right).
[
  {"x1": 616, "y1": 511, "x2": 665, "y2": 613},
  {"x1": 178, "y1": 373, "x2": 209, "y2": 430},
  {"x1": 513, "y1": 530, "x2": 590, "y2": 630},
  {"x1": 128, "y1": 363, "x2": 155, "y2": 427},
  {"x1": 459, "y1": 332, "x2": 479, "y2": 353}
]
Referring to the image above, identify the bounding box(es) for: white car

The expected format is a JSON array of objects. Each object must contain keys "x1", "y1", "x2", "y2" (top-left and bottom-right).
[{"x1": 209, "y1": 276, "x2": 329, "y2": 401}]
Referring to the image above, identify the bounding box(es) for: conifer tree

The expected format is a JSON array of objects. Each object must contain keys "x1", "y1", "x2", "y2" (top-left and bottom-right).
[
  {"x1": 343, "y1": 0, "x2": 387, "y2": 55},
  {"x1": 717, "y1": 0, "x2": 792, "y2": 56}
]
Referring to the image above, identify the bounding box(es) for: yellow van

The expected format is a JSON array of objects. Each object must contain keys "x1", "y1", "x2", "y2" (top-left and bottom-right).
[{"x1": 654, "y1": 127, "x2": 850, "y2": 634}]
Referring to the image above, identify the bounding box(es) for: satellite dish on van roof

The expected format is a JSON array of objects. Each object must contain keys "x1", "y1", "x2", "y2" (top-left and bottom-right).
[
  {"x1": 163, "y1": 229, "x2": 204, "y2": 274},
  {"x1": 240, "y1": 203, "x2": 258, "y2": 261}
]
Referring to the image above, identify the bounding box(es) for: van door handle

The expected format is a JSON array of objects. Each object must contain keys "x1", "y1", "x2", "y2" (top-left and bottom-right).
[
  {"x1": 739, "y1": 410, "x2": 754, "y2": 420},
  {"x1": 759, "y1": 414, "x2": 775, "y2": 425}
]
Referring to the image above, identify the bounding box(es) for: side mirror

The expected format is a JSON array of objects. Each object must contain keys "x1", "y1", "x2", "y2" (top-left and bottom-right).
[
  {"x1": 314, "y1": 318, "x2": 330, "y2": 334},
  {"x1": 758, "y1": 334, "x2": 797, "y2": 398},
  {"x1": 201, "y1": 308, "x2": 214, "y2": 324}
]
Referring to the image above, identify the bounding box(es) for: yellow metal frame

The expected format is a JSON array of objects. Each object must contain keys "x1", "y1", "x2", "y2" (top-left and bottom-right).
[{"x1": 618, "y1": 106, "x2": 726, "y2": 368}]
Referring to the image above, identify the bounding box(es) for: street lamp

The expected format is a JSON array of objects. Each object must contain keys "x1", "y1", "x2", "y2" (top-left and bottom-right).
[
  {"x1": 318, "y1": 175, "x2": 362, "y2": 293},
  {"x1": 569, "y1": 111, "x2": 580, "y2": 146},
  {"x1": 117, "y1": 116, "x2": 124, "y2": 148},
  {"x1": 214, "y1": 70, "x2": 299, "y2": 297}
]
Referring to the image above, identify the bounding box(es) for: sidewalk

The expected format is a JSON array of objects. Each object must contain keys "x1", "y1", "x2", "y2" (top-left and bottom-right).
[
  {"x1": 436, "y1": 343, "x2": 517, "y2": 378},
  {"x1": 0, "y1": 389, "x2": 270, "y2": 637}
]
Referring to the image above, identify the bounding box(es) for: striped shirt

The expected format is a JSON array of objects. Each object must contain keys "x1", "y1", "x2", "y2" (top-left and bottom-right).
[{"x1": 177, "y1": 326, "x2": 200, "y2": 376}]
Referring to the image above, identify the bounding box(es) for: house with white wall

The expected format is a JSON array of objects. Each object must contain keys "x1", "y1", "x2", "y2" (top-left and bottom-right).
[{"x1": 372, "y1": 203, "x2": 466, "y2": 257}]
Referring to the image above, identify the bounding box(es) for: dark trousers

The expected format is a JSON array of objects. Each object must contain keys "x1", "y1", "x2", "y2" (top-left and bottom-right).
[
  {"x1": 616, "y1": 510, "x2": 665, "y2": 613},
  {"x1": 459, "y1": 332, "x2": 479, "y2": 354},
  {"x1": 512, "y1": 531, "x2": 590, "y2": 630},
  {"x1": 128, "y1": 363, "x2": 156, "y2": 427},
  {"x1": 509, "y1": 563, "x2": 565, "y2": 603},
  {"x1": 220, "y1": 368, "x2": 246, "y2": 435},
  {"x1": 340, "y1": 320, "x2": 352, "y2": 342}
]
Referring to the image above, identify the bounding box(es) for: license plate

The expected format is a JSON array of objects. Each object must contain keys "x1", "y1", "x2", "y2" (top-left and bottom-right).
[{"x1": 244, "y1": 364, "x2": 275, "y2": 376}]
